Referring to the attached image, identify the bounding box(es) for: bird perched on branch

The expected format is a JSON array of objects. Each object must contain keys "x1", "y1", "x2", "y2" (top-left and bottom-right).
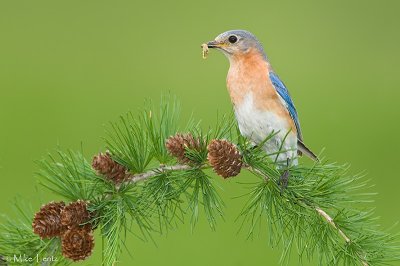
[{"x1": 204, "y1": 30, "x2": 318, "y2": 185}]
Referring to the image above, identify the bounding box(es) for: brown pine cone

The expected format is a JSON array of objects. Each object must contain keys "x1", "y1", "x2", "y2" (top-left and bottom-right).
[
  {"x1": 165, "y1": 133, "x2": 201, "y2": 164},
  {"x1": 61, "y1": 227, "x2": 94, "y2": 262},
  {"x1": 32, "y1": 201, "x2": 65, "y2": 238},
  {"x1": 61, "y1": 200, "x2": 91, "y2": 229},
  {"x1": 207, "y1": 139, "x2": 243, "y2": 178},
  {"x1": 92, "y1": 152, "x2": 129, "y2": 183}
]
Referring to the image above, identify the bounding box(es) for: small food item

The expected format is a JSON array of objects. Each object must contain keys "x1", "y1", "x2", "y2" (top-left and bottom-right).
[{"x1": 201, "y1": 43, "x2": 209, "y2": 59}]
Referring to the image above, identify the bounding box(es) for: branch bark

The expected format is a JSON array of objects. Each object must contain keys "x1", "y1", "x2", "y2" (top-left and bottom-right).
[
  {"x1": 122, "y1": 164, "x2": 208, "y2": 187},
  {"x1": 315, "y1": 207, "x2": 368, "y2": 266},
  {"x1": 315, "y1": 207, "x2": 350, "y2": 243},
  {"x1": 245, "y1": 165, "x2": 270, "y2": 182},
  {"x1": 127, "y1": 164, "x2": 193, "y2": 183}
]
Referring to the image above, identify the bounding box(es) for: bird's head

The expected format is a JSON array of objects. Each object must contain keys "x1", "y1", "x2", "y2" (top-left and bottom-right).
[{"x1": 205, "y1": 30, "x2": 266, "y2": 61}]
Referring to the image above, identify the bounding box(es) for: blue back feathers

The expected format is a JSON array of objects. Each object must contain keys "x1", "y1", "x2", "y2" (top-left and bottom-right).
[{"x1": 269, "y1": 71, "x2": 303, "y2": 141}]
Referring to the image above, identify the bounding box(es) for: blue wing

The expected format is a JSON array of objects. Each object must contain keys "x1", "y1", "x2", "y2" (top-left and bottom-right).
[{"x1": 269, "y1": 71, "x2": 303, "y2": 141}]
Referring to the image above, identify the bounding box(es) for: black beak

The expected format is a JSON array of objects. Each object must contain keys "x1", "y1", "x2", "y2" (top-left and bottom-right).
[{"x1": 206, "y1": 40, "x2": 219, "y2": 48}]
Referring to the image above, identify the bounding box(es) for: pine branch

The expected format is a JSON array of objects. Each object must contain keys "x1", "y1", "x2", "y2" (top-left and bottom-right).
[
  {"x1": 0, "y1": 97, "x2": 399, "y2": 266},
  {"x1": 315, "y1": 207, "x2": 351, "y2": 243},
  {"x1": 120, "y1": 158, "x2": 371, "y2": 265},
  {"x1": 314, "y1": 207, "x2": 370, "y2": 266},
  {"x1": 123, "y1": 164, "x2": 200, "y2": 184},
  {"x1": 238, "y1": 141, "x2": 399, "y2": 265},
  {"x1": 246, "y1": 165, "x2": 270, "y2": 181},
  {"x1": 241, "y1": 161, "x2": 370, "y2": 265}
]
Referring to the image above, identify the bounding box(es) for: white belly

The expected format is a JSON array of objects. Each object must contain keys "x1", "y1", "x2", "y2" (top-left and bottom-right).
[{"x1": 234, "y1": 93, "x2": 298, "y2": 165}]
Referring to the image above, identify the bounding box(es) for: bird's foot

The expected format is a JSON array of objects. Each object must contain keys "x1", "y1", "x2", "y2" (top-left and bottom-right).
[
  {"x1": 277, "y1": 158, "x2": 291, "y2": 195},
  {"x1": 250, "y1": 145, "x2": 258, "y2": 150},
  {"x1": 278, "y1": 169, "x2": 290, "y2": 195}
]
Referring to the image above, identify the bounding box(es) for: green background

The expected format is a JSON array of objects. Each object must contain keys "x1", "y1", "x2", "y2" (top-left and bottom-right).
[{"x1": 1, "y1": 0, "x2": 399, "y2": 265}]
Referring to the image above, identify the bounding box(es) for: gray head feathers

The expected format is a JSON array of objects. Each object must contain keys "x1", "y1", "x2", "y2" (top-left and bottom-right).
[{"x1": 213, "y1": 29, "x2": 267, "y2": 59}]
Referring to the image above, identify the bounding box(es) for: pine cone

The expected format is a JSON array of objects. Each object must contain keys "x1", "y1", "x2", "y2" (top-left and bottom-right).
[
  {"x1": 61, "y1": 227, "x2": 94, "y2": 262},
  {"x1": 32, "y1": 201, "x2": 65, "y2": 238},
  {"x1": 61, "y1": 200, "x2": 91, "y2": 229},
  {"x1": 92, "y1": 152, "x2": 129, "y2": 183},
  {"x1": 207, "y1": 139, "x2": 243, "y2": 178},
  {"x1": 165, "y1": 133, "x2": 201, "y2": 164}
]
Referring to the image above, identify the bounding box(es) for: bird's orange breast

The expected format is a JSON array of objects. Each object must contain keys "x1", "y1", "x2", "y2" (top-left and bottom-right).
[{"x1": 226, "y1": 48, "x2": 297, "y2": 133}]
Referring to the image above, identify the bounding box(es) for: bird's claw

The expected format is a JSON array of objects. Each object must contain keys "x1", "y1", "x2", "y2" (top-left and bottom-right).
[
  {"x1": 278, "y1": 169, "x2": 290, "y2": 195},
  {"x1": 278, "y1": 158, "x2": 291, "y2": 195}
]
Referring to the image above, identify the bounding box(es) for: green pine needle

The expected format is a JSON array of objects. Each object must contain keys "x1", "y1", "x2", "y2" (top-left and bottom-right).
[
  {"x1": 142, "y1": 95, "x2": 181, "y2": 164},
  {"x1": 105, "y1": 112, "x2": 153, "y2": 173},
  {"x1": 36, "y1": 148, "x2": 104, "y2": 201},
  {"x1": 238, "y1": 144, "x2": 400, "y2": 265},
  {"x1": 183, "y1": 169, "x2": 224, "y2": 231},
  {"x1": 140, "y1": 171, "x2": 186, "y2": 232},
  {"x1": 1, "y1": 96, "x2": 399, "y2": 266}
]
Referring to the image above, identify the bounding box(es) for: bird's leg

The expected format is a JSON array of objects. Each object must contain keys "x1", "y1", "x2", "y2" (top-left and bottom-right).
[
  {"x1": 242, "y1": 144, "x2": 258, "y2": 160},
  {"x1": 278, "y1": 158, "x2": 290, "y2": 195},
  {"x1": 251, "y1": 145, "x2": 259, "y2": 150}
]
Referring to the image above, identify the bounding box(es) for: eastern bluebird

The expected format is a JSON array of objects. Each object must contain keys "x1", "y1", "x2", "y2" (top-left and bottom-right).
[{"x1": 204, "y1": 30, "x2": 318, "y2": 170}]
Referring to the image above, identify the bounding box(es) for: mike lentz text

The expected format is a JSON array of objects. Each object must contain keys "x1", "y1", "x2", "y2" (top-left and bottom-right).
[{"x1": 2, "y1": 254, "x2": 58, "y2": 264}]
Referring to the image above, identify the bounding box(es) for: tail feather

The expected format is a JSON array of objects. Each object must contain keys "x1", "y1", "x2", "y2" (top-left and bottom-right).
[{"x1": 297, "y1": 140, "x2": 319, "y2": 161}]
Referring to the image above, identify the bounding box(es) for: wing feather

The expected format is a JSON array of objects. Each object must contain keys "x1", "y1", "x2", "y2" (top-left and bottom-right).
[{"x1": 269, "y1": 71, "x2": 303, "y2": 141}]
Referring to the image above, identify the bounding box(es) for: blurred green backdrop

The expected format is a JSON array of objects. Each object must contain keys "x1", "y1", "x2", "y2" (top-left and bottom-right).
[{"x1": 1, "y1": 0, "x2": 399, "y2": 265}]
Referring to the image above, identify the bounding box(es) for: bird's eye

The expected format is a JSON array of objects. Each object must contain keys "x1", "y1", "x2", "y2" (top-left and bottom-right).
[{"x1": 228, "y1": 35, "x2": 238, "y2": 44}]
